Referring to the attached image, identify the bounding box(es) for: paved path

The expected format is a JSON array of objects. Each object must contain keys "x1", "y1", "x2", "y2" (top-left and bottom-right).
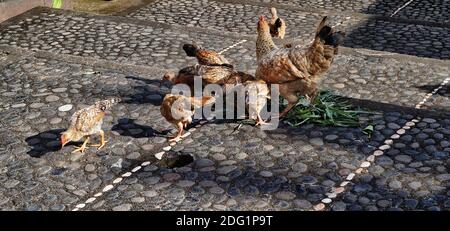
[{"x1": 0, "y1": 0, "x2": 449, "y2": 211}]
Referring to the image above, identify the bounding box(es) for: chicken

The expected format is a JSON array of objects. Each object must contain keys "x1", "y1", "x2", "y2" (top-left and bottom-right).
[
  {"x1": 161, "y1": 94, "x2": 215, "y2": 142},
  {"x1": 220, "y1": 72, "x2": 269, "y2": 125},
  {"x1": 256, "y1": 16, "x2": 278, "y2": 62},
  {"x1": 255, "y1": 15, "x2": 345, "y2": 118},
  {"x1": 268, "y1": 7, "x2": 286, "y2": 39},
  {"x1": 244, "y1": 79, "x2": 270, "y2": 125},
  {"x1": 163, "y1": 64, "x2": 235, "y2": 95},
  {"x1": 163, "y1": 66, "x2": 198, "y2": 94},
  {"x1": 60, "y1": 97, "x2": 121, "y2": 153},
  {"x1": 183, "y1": 43, "x2": 233, "y2": 67}
]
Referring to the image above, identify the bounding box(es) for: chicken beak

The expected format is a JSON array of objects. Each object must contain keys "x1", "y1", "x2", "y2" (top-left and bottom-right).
[{"x1": 60, "y1": 136, "x2": 69, "y2": 148}]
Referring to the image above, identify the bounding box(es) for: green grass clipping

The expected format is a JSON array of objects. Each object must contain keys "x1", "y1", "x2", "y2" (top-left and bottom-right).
[
  {"x1": 53, "y1": 0, "x2": 63, "y2": 9},
  {"x1": 282, "y1": 90, "x2": 374, "y2": 127}
]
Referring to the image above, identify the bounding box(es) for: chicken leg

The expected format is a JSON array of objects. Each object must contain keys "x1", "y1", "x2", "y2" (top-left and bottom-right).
[
  {"x1": 72, "y1": 137, "x2": 90, "y2": 153},
  {"x1": 91, "y1": 130, "x2": 107, "y2": 150},
  {"x1": 255, "y1": 114, "x2": 270, "y2": 126},
  {"x1": 169, "y1": 122, "x2": 184, "y2": 142}
]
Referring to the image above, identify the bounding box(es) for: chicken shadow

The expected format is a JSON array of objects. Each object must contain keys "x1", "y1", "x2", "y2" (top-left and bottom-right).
[
  {"x1": 416, "y1": 84, "x2": 449, "y2": 97},
  {"x1": 118, "y1": 76, "x2": 168, "y2": 106},
  {"x1": 24, "y1": 128, "x2": 81, "y2": 158},
  {"x1": 111, "y1": 118, "x2": 171, "y2": 139}
]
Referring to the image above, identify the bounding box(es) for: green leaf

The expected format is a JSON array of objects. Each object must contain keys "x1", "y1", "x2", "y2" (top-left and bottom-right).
[
  {"x1": 53, "y1": 0, "x2": 62, "y2": 9},
  {"x1": 281, "y1": 90, "x2": 373, "y2": 128}
]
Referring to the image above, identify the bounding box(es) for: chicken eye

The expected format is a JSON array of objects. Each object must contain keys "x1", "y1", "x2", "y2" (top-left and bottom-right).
[{"x1": 100, "y1": 106, "x2": 106, "y2": 111}]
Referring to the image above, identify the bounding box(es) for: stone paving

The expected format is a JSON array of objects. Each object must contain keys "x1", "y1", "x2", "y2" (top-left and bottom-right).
[
  {"x1": 331, "y1": 117, "x2": 450, "y2": 211},
  {"x1": 0, "y1": 9, "x2": 240, "y2": 70},
  {"x1": 0, "y1": 0, "x2": 449, "y2": 211},
  {"x1": 126, "y1": 0, "x2": 349, "y2": 39},
  {"x1": 252, "y1": 0, "x2": 401, "y2": 15},
  {"x1": 0, "y1": 54, "x2": 173, "y2": 210},
  {"x1": 252, "y1": 0, "x2": 450, "y2": 24},
  {"x1": 82, "y1": 111, "x2": 426, "y2": 211},
  {"x1": 127, "y1": 0, "x2": 450, "y2": 60}
]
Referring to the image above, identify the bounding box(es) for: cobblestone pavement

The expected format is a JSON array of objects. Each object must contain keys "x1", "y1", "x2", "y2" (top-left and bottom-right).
[
  {"x1": 127, "y1": 0, "x2": 450, "y2": 59},
  {"x1": 0, "y1": 0, "x2": 449, "y2": 211},
  {"x1": 0, "y1": 9, "x2": 239, "y2": 70},
  {"x1": 0, "y1": 54, "x2": 175, "y2": 210},
  {"x1": 330, "y1": 117, "x2": 450, "y2": 211},
  {"x1": 83, "y1": 112, "x2": 429, "y2": 211},
  {"x1": 248, "y1": 0, "x2": 450, "y2": 24}
]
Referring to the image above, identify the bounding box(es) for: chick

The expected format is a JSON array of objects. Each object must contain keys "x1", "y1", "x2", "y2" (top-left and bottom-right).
[
  {"x1": 245, "y1": 79, "x2": 270, "y2": 126},
  {"x1": 221, "y1": 72, "x2": 270, "y2": 125},
  {"x1": 60, "y1": 97, "x2": 120, "y2": 153},
  {"x1": 160, "y1": 94, "x2": 215, "y2": 142}
]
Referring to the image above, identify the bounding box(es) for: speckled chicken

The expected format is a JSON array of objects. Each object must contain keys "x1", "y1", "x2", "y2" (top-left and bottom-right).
[
  {"x1": 255, "y1": 16, "x2": 345, "y2": 118},
  {"x1": 161, "y1": 94, "x2": 215, "y2": 142},
  {"x1": 183, "y1": 43, "x2": 232, "y2": 67},
  {"x1": 269, "y1": 7, "x2": 286, "y2": 39},
  {"x1": 60, "y1": 97, "x2": 121, "y2": 153}
]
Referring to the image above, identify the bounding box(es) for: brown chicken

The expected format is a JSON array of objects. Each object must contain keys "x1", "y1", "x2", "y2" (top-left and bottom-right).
[
  {"x1": 163, "y1": 66, "x2": 198, "y2": 94},
  {"x1": 60, "y1": 97, "x2": 121, "y2": 153},
  {"x1": 161, "y1": 94, "x2": 215, "y2": 142},
  {"x1": 183, "y1": 43, "x2": 233, "y2": 67},
  {"x1": 269, "y1": 7, "x2": 286, "y2": 39},
  {"x1": 163, "y1": 64, "x2": 235, "y2": 95},
  {"x1": 256, "y1": 15, "x2": 345, "y2": 118}
]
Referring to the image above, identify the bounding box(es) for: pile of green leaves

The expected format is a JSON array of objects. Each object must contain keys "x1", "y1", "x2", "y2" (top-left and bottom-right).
[{"x1": 282, "y1": 90, "x2": 373, "y2": 127}]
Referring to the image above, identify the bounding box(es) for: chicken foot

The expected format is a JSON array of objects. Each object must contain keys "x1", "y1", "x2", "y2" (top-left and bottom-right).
[
  {"x1": 255, "y1": 114, "x2": 270, "y2": 126},
  {"x1": 72, "y1": 137, "x2": 90, "y2": 153},
  {"x1": 169, "y1": 122, "x2": 184, "y2": 142},
  {"x1": 91, "y1": 130, "x2": 107, "y2": 150}
]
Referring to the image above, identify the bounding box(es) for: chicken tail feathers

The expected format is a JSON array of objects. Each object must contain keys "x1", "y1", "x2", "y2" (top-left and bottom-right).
[
  {"x1": 190, "y1": 96, "x2": 216, "y2": 107},
  {"x1": 315, "y1": 17, "x2": 346, "y2": 47},
  {"x1": 315, "y1": 16, "x2": 328, "y2": 36},
  {"x1": 97, "y1": 97, "x2": 121, "y2": 111},
  {"x1": 183, "y1": 44, "x2": 200, "y2": 57},
  {"x1": 324, "y1": 31, "x2": 346, "y2": 47}
]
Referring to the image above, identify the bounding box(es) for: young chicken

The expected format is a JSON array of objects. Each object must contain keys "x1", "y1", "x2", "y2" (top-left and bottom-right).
[
  {"x1": 244, "y1": 79, "x2": 270, "y2": 126},
  {"x1": 269, "y1": 8, "x2": 286, "y2": 39},
  {"x1": 60, "y1": 97, "x2": 121, "y2": 153},
  {"x1": 220, "y1": 72, "x2": 269, "y2": 125},
  {"x1": 183, "y1": 43, "x2": 233, "y2": 68},
  {"x1": 256, "y1": 15, "x2": 345, "y2": 118},
  {"x1": 160, "y1": 94, "x2": 215, "y2": 142}
]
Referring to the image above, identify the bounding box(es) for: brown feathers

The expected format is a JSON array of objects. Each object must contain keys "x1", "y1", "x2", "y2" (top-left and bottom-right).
[
  {"x1": 256, "y1": 16, "x2": 345, "y2": 117},
  {"x1": 183, "y1": 43, "x2": 232, "y2": 67}
]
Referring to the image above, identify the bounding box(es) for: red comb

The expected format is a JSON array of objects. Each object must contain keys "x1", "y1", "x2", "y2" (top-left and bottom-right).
[{"x1": 259, "y1": 15, "x2": 265, "y2": 21}]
